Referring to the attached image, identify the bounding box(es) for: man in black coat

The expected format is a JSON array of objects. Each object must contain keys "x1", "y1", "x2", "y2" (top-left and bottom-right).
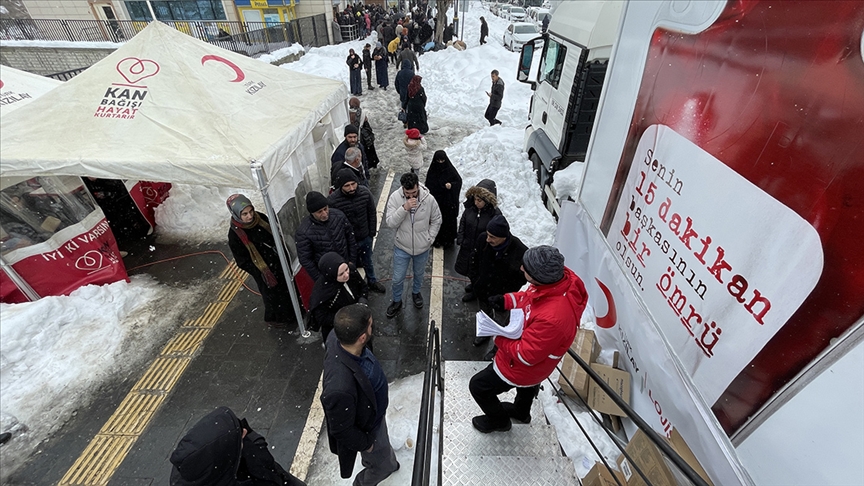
[
  {"x1": 328, "y1": 169, "x2": 385, "y2": 293},
  {"x1": 468, "y1": 215, "x2": 528, "y2": 346},
  {"x1": 321, "y1": 304, "x2": 399, "y2": 485},
  {"x1": 331, "y1": 146, "x2": 369, "y2": 189},
  {"x1": 394, "y1": 59, "x2": 415, "y2": 110},
  {"x1": 485, "y1": 69, "x2": 505, "y2": 126},
  {"x1": 295, "y1": 191, "x2": 357, "y2": 281},
  {"x1": 169, "y1": 406, "x2": 305, "y2": 486},
  {"x1": 332, "y1": 124, "x2": 369, "y2": 180}
]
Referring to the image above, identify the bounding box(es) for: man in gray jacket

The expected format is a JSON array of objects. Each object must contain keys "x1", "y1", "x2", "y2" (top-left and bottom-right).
[{"x1": 384, "y1": 172, "x2": 441, "y2": 318}]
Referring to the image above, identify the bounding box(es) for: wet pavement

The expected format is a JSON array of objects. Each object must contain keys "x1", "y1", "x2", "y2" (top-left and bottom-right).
[{"x1": 5, "y1": 167, "x2": 490, "y2": 485}]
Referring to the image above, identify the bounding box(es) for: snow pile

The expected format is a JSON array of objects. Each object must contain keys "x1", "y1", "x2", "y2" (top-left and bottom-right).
[
  {"x1": 256, "y1": 43, "x2": 306, "y2": 64},
  {"x1": 0, "y1": 276, "x2": 203, "y2": 479},
  {"x1": 552, "y1": 162, "x2": 586, "y2": 204},
  {"x1": 155, "y1": 184, "x2": 264, "y2": 244}
]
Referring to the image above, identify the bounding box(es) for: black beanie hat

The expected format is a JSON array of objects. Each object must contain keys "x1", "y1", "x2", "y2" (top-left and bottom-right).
[
  {"x1": 523, "y1": 245, "x2": 565, "y2": 285},
  {"x1": 306, "y1": 191, "x2": 328, "y2": 213},
  {"x1": 335, "y1": 168, "x2": 359, "y2": 190},
  {"x1": 344, "y1": 124, "x2": 359, "y2": 136},
  {"x1": 485, "y1": 215, "x2": 510, "y2": 238}
]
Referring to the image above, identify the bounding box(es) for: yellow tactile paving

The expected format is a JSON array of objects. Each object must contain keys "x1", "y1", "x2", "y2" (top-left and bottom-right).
[{"x1": 57, "y1": 262, "x2": 247, "y2": 485}]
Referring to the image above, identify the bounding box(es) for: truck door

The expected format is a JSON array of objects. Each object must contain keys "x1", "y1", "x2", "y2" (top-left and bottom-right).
[{"x1": 532, "y1": 37, "x2": 573, "y2": 152}]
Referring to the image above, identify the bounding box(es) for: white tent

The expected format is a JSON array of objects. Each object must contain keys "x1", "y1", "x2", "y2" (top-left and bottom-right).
[
  {"x1": 0, "y1": 22, "x2": 350, "y2": 331},
  {"x1": 0, "y1": 65, "x2": 62, "y2": 116}
]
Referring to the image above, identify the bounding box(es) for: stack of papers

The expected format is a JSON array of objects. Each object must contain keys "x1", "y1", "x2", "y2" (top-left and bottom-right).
[{"x1": 476, "y1": 309, "x2": 524, "y2": 339}]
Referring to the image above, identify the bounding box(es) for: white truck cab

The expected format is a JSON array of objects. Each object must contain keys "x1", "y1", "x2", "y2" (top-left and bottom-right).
[{"x1": 517, "y1": 1, "x2": 621, "y2": 213}]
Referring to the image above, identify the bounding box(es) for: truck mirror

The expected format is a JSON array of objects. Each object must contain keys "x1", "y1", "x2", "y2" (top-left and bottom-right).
[{"x1": 518, "y1": 41, "x2": 534, "y2": 83}]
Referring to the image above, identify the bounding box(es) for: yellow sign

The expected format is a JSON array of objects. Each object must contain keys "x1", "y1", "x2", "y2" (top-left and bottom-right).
[{"x1": 251, "y1": 0, "x2": 268, "y2": 8}]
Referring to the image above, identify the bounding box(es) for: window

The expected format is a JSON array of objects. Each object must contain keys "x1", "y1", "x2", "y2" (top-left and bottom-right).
[
  {"x1": 541, "y1": 38, "x2": 567, "y2": 89},
  {"x1": 515, "y1": 24, "x2": 539, "y2": 34},
  {"x1": 125, "y1": 0, "x2": 226, "y2": 21}
]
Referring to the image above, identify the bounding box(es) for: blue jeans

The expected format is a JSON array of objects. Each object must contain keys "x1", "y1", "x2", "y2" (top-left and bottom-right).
[
  {"x1": 358, "y1": 236, "x2": 377, "y2": 283},
  {"x1": 391, "y1": 247, "x2": 429, "y2": 302}
]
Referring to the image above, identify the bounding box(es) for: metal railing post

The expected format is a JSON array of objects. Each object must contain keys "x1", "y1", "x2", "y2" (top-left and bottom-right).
[{"x1": 250, "y1": 161, "x2": 309, "y2": 337}]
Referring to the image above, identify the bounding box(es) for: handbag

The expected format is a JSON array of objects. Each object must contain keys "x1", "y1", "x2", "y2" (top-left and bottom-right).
[{"x1": 397, "y1": 109, "x2": 407, "y2": 122}]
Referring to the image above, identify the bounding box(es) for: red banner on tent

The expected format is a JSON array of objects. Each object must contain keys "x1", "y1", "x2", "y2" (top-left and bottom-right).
[{"x1": 1, "y1": 215, "x2": 128, "y2": 303}]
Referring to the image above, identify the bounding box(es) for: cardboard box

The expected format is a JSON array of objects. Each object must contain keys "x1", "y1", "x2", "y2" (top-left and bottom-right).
[
  {"x1": 587, "y1": 364, "x2": 630, "y2": 417},
  {"x1": 615, "y1": 428, "x2": 714, "y2": 486},
  {"x1": 582, "y1": 461, "x2": 628, "y2": 486},
  {"x1": 557, "y1": 329, "x2": 598, "y2": 399}
]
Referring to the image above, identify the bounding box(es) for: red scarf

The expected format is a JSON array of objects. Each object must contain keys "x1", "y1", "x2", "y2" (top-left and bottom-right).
[{"x1": 231, "y1": 214, "x2": 278, "y2": 288}]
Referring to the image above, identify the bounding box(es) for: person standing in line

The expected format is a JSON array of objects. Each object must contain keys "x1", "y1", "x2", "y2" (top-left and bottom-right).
[
  {"x1": 402, "y1": 128, "x2": 427, "y2": 174},
  {"x1": 397, "y1": 42, "x2": 420, "y2": 71},
  {"x1": 384, "y1": 172, "x2": 441, "y2": 318},
  {"x1": 322, "y1": 304, "x2": 400, "y2": 485},
  {"x1": 467, "y1": 214, "x2": 527, "y2": 347},
  {"x1": 332, "y1": 146, "x2": 370, "y2": 190},
  {"x1": 349, "y1": 97, "x2": 380, "y2": 170},
  {"x1": 332, "y1": 124, "x2": 369, "y2": 180},
  {"x1": 405, "y1": 75, "x2": 429, "y2": 134},
  {"x1": 309, "y1": 252, "x2": 369, "y2": 343},
  {"x1": 328, "y1": 169, "x2": 386, "y2": 293},
  {"x1": 395, "y1": 59, "x2": 415, "y2": 111},
  {"x1": 373, "y1": 42, "x2": 389, "y2": 90},
  {"x1": 226, "y1": 194, "x2": 293, "y2": 329},
  {"x1": 455, "y1": 179, "x2": 501, "y2": 297},
  {"x1": 424, "y1": 150, "x2": 463, "y2": 249},
  {"x1": 468, "y1": 246, "x2": 588, "y2": 433},
  {"x1": 479, "y1": 16, "x2": 488, "y2": 45},
  {"x1": 485, "y1": 69, "x2": 505, "y2": 126},
  {"x1": 347, "y1": 48, "x2": 363, "y2": 95},
  {"x1": 362, "y1": 43, "x2": 375, "y2": 91},
  {"x1": 295, "y1": 191, "x2": 357, "y2": 281}
]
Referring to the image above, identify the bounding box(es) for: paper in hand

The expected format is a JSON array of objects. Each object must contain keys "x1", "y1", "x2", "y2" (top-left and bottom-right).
[{"x1": 476, "y1": 309, "x2": 524, "y2": 339}]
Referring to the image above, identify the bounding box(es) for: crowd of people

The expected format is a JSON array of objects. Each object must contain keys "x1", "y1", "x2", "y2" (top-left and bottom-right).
[{"x1": 210, "y1": 4, "x2": 589, "y2": 485}]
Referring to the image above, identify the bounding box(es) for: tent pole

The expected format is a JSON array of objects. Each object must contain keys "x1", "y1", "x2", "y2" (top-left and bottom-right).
[
  {"x1": 145, "y1": 1, "x2": 157, "y2": 21},
  {"x1": 250, "y1": 161, "x2": 310, "y2": 338},
  {"x1": 0, "y1": 255, "x2": 40, "y2": 302}
]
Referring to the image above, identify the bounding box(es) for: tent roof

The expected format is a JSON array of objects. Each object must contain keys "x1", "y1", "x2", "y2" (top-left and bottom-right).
[
  {"x1": 0, "y1": 64, "x2": 62, "y2": 115},
  {"x1": 0, "y1": 22, "x2": 347, "y2": 188}
]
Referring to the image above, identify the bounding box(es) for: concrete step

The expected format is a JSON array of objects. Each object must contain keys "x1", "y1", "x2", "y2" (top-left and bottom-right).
[
  {"x1": 443, "y1": 420, "x2": 560, "y2": 457},
  {"x1": 443, "y1": 360, "x2": 544, "y2": 424},
  {"x1": 441, "y1": 455, "x2": 580, "y2": 486}
]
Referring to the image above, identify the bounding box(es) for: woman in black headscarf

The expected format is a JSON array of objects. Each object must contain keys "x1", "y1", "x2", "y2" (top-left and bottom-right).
[
  {"x1": 425, "y1": 150, "x2": 463, "y2": 249},
  {"x1": 308, "y1": 252, "x2": 369, "y2": 342},
  {"x1": 226, "y1": 194, "x2": 293, "y2": 328}
]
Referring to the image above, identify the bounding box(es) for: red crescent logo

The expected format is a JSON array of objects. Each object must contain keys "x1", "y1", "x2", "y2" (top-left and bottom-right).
[
  {"x1": 0, "y1": 80, "x2": 4, "y2": 89},
  {"x1": 201, "y1": 55, "x2": 245, "y2": 83},
  {"x1": 595, "y1": 278, "x2": 618, "y2": 329}
]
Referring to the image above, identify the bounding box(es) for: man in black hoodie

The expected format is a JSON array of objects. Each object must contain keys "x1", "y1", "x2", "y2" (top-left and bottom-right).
[{"x1": 169, "y1": 406, "x2": 305, "y2": 485}]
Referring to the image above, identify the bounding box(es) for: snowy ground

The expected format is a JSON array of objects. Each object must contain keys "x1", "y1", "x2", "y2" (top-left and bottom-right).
[
  {"x1": 0, "y1": 1, "x2": 615, "y2": 482},
  {"x1": 0, "y1": 276, "x2": 207, "y2": 480}
]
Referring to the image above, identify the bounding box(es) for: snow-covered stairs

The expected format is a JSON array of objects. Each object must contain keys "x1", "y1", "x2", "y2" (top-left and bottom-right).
[{"x1": 441, "y1": 361, "x2": 579, "y2": 485}]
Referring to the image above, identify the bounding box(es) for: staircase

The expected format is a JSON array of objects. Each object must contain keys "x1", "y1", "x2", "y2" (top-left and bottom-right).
[{"x1": 441, "y1": 361, "x2": 580, "y2": 485}]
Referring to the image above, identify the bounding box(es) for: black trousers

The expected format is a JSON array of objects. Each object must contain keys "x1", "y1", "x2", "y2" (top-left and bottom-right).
[
  {"x1": 469, "y1": 364, "x2": 538, "y2": 423},
  {"x1": 484, "y1": 104, "x2": 501, "y2": 125}
]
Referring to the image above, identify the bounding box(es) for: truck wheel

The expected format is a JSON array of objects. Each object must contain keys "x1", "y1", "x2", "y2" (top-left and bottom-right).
[{"x1": 530, "y1": 153, "x2": 542, "y2": 185}]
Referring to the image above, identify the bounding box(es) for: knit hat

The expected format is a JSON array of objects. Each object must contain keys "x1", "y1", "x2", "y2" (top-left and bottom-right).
[
  {"x1": 522, "y1": 245, "x2": 565, "y2": 285},
  {"x1": 405, "y1": 128, "x2": 421, "y2": 139},
  {"x1": 226, "y1": 194, "x2": 252, "y2": 222},
  {"x1": 335, "y1": 168, "x2": 358, "y2": 190},
  {"x1": 485, "y1": 215, "x2": 510, "y2": 238},
  {"x1": 344, "y1": 124, "x2": 359, "y2": 136},
  {"x1": 306, "y1": 191, "x2": 328, "y2": 213}
]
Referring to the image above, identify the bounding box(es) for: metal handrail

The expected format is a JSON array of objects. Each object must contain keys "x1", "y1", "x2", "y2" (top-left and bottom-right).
[
  {"x1": 411, "y1": 320, "x2": 443, "y2": 486},
  {"x1": 559, "y1": 349, "x2": 711, "y2": 486}
]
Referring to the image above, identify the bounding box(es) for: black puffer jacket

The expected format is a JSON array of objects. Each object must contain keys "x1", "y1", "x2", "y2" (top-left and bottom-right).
[
  {"x1": 327, "y1": 184, "x2": 377, "y2": 241},
  {"x1": 455, "y1": 179, "x2": 500, "y2": 276},
  {"x1": 295, "y1": 208, "x2": 357, "y2": 281}
]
